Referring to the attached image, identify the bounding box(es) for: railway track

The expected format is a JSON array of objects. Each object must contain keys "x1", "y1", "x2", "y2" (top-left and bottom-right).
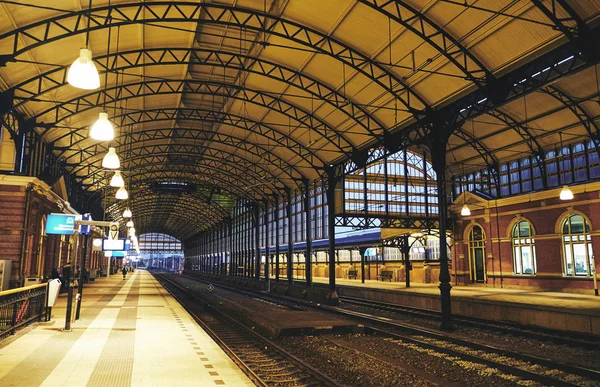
[
  {"x1": 152, "y1": 272, "x2": 342, "y2": 387},
  {"x1": 339, "y1": 295, "x2": 600, "y2": 350},
  {"x1": 178, "y1": 273, "x2": 600, "y2": 386}
]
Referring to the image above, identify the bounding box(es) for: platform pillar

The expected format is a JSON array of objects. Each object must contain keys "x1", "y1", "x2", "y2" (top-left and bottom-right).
[
  {"x1": 274, "y1": 194, "x2": 280, "y2": 282},
  {"x1": 75, "y1": 233, "x2": 89, "y2": 321},
  {"x1": 326, "y1": 168, "x2": 339, "y2": 304},
  {"x1": 287, "y1": 190, "x2": 293, "y2": 284},
  {"x1": 402, "y1": 235, "x2": 410, "y2": 288},
  {"x1": 430, "y1": 134, "x2": 454, "y2": 331},
  {"x1": 304, "y1": 180, "x2": 312, "y2": 287},
  {"x1": 359, "y1": 246, "x2": 367, "y2": 283},
  {"x1": 264, "y1": 200, "x2": 270, "y2": 286}
]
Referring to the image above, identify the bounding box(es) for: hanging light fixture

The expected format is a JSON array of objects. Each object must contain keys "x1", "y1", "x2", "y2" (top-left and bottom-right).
[
  {"x1": 110, "y1": 171, "x2": 124, "y2": 187},
  {"x1": 128, "y1": 227, "x2": 136, "y2": 237},
  {"x1": 115, "y1": 186, "x2": 128, "y2": 200},
  {"x1": 461, "y1": 204, "x2": 471, "y2": 216},
  {"x1": 126, "y1": 220, "x2": 134, "y2": 228},
  {"x1": 560, "y1": 186, "x2": 574, "y2": 201},
  {"x1": 90, "y1": 112, "x2": 115, "y2": 141},
  {"x1": 123, "y1": 208, "x2": 132, "y2": 218},
  {"x1": 67, "y1": 48, "x2": 100, "y2": 90},
  {"x1": 102, "y1": 147, "x2": 120, "y2": 169},
  {"x1": 68, "y1": 1, "x2": 99, "y2": 90},
  {"x1": 558, "y1": 133, "x2": 573, "y2": 201}
]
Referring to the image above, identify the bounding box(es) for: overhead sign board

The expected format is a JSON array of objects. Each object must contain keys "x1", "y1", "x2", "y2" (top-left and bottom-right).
[
  {"x1": 45, "y1": 214, "x2": 76, "y2": 235},
  {"x1": 104, "y1": 251, "x2": 127, "y2": 257},
  {"x1": 102, "y1": 238, "x2": 131, "y2": 251},
  {"x1": 109, "y1": 222, "x2": 119, "y2": 240},
  {"x1": 79, "y1": 214, "x2": 92, "y2": 235}
]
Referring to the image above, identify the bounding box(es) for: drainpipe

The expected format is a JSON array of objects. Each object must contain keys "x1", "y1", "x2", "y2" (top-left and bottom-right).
[{"x1": 19, "y1": 185, "x2": 33, "y2": 287}]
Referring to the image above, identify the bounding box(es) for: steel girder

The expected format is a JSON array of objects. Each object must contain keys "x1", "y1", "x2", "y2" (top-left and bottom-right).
[
  {"x1": 88, "y1": 167, "x2": 260, "y2": 206},
  {"x1": 336, "y1": 28, "x2": 600, "y2": 176},
  {"x1": 66, "y1": 129, "x2": 306, "y2": 187},
  {"x1": 116, "y1": 207, "x2": 213, "y2": 239},
  {"x1": 530, "y1": 0, "x2": 581, "y2": 40},
  {"x1": 451, "y1": 128, "x2": 500, "y2": 189},
  {"x1": 79, "y1": 150, "x2": 288, "y2": 198},
  {"x1": 12, "y1": 48, "x2": 381, "y2": 145},
  {"x1": 53, "y1": 109, "x2": 324, "y2": 174},
  {"x1": 0, "y1": 2, "x2": 429, "y2": 117},
  {"x1": 335, "y1": 213, "x2": 439, "y2": 230},
  {"x1": 357, "y1": 0, "x2": 490, "y2": 86},
  {"x1": 108, "y1": 194, "x2": 229, "y2": 233},
  {"x1": 107, "y1": 184, "x2": 233, "y2": 219},
  {"x1": 34, "y1": 79, "x2": 345, "y2": 161},
  {"x1": 456, "y1": 87, "x2": 600, "y2": 168},
  {"x1": 542, "y1": 86, "x2": 600, "y2": 144}
]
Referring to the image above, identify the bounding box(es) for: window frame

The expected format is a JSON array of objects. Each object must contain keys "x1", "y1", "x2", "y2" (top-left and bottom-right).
[
  {"x1": 511, "y1": 220, "x2": 537, "y2": 275},
  {"x1": 561, "y1": 214, "x2": 594, "y2": 277}
]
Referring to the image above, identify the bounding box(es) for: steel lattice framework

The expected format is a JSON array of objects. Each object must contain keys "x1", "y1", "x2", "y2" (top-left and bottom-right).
[{"x1": 0, "y1": 0, "x2": 598, "y2": 242}]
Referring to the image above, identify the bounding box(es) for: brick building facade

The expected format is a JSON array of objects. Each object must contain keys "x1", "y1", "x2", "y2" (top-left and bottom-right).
[{"x1": 451, "y1": 182, "x2": 600, "y2": 293}]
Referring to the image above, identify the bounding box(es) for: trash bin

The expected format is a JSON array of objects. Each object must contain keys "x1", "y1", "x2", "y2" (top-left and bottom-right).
[{"x1": 46, "y1": 278, "x2": 61, "y2": 321}]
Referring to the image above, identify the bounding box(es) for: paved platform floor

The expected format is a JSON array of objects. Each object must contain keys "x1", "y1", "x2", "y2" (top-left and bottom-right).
[
  {"x1": 311, "y1": 277, "x2": 600, "y2": 316},
  {"x1": 0, "y1": 270, "x2": 253, "y2": 387}
]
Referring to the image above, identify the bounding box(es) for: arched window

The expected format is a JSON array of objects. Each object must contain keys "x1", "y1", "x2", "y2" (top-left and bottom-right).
[
  {"x1": 468, "y1": 225, "x2": 486, "y2": 282},
  {"x1": 562, "y1": 215, "x2": 594, "y2": 276},
  {"x1": 512, "y1": 221, "x2": 536, "y2": 275}
]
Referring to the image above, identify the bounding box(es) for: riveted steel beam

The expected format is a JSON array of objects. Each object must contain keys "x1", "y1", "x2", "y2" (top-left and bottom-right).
[
  {"x1": 0, "y1": 2, "x2": 429, "y2": 117},
  {"x1": 11, "y1": 48, "x2": 381, "y2": 144}
]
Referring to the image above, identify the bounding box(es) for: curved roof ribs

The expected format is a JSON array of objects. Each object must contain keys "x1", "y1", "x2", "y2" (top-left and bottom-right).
[
  {"x1": 13, "y1": 48, "x2": 384, "y2": 149},
  {"x1": 77, "y1": 147, "x2": 291, "y2": 197},
  {"x1": 0, "y1": 2, "x2": 430, "y2": 119},
  {"x1": 35, "y1": 80, "x2": 346, "y2": 161}
]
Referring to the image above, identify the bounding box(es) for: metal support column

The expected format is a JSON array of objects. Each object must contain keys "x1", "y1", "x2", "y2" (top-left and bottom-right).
[
  {"x1": 287, "y1": 191, "x2": 293, "y2": 284},
  {"x1": 304, "y1": 181, "x2": 312, "y2": 286},
  {"x1": 264, "y1": 200, "x2": 270, "y2": 286},
  {"x1": 274, "y1": 194, "x2": 280, "y2": 282},
  {"x1": 430, "y1": 134, "x2": 454, "y2": 330},
  {"x1": 402, "y1": 235, "x2": 411, "y2": 288},
  {"x1": 326, "y1": 168, "x2": 339, "y2": 303},
  {"x1": 359, "y1": 246, "x2": 367, "y2": 284},
  {"x1": 75, "y1": 233, "x2": 89, "y2": 320},
  {"x1": 254, "y1": 203, "x2": 260, "y2": 281}
]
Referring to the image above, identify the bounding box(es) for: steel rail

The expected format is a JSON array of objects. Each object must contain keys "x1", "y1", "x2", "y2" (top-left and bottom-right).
[{"x1": 153, "y1": 272, "x2": 343, "y2": 387}]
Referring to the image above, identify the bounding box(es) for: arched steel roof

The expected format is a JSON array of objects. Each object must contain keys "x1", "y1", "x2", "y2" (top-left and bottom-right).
[{"x1": 1, "y1": 0, "x2": 599, "y2": 239}]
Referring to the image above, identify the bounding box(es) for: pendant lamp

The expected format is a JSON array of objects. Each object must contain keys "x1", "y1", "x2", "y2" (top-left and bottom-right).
[
  {"x1": 560, "y1": 185, "x2": 574, "y2": 201},
  {"x1": 67, "y1": 48, "x2": 100, "y2": 90},
  {"x1": 461, "y1": 204, "x2": 471, "y2": 216},
  {"x1": 126, "y1": 220, "x2": 134, "y2": 228},
  {"x1": 90, "y1": 112, "x2": 115, "y2": 141},
  {"x1": 123, "y1": 208, "x2": 132, "y2": 218},
  {"x1": 116, "y1": 186, "x2": 128, "y2": 200},
  {"x1": 128, "y1": 227, "x2": 136, "y2": 237},
  {"x1": 558, "y1": 133, "x2": 573, "y2": 201},
  {"x1": 110, "y1": 171, "x2": 125, "y2": 187},
  {"x1": 102, "y1": 147, "x2": 120, "y2": 169}
]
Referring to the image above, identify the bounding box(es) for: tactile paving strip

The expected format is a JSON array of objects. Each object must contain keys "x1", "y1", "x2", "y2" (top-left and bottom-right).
[{"x1": 86, "y1": 275, "x2": 140, "y2": 387}]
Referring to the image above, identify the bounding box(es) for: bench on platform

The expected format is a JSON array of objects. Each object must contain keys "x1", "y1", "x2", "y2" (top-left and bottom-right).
[
  {"x1": 347, "y1": 269, "x2": 358, "y2": 280},
  {"x1": 376, "y1": 270, "x2": 393, "y2": 281}
]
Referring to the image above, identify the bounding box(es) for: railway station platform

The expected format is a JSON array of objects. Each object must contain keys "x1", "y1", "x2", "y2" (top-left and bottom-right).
[
  {"x1": 312, "y1": 277, "x2": 600, "y2": 335},
  {"x1": 0, "y1": 270, "x2": 253, "y2": 387}
]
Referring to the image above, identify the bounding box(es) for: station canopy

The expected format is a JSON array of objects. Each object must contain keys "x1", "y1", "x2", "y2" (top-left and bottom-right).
[{"x1": 0, "y1": 1, "x2": 599, "y2": 240}]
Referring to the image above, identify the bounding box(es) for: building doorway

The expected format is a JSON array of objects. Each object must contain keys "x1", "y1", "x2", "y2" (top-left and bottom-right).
[{"x1": 468, "y1": 225, "x2": 486, "y2": 283}]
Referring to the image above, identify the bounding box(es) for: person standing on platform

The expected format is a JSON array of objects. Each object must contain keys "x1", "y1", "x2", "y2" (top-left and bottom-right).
[{"x1": 122, "y1": 266, "x2": 127, "y2": 280}]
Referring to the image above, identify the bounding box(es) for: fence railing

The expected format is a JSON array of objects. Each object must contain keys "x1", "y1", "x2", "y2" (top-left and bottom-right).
[{"x1": 0, "y1": 283, "x2": 47, "y2": 340}]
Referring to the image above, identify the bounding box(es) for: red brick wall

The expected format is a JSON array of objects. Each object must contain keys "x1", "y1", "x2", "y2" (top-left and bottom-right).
[{"x1": 453, "y1": 190, "x2": 600, "y2": 292}]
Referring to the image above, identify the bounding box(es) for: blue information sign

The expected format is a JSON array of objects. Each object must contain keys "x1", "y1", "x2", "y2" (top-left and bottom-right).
[
  {"x1": 45, "y1": 214, "x2": 76, "y2": 235},
  {"x1": 79, "y1": 214, "x2": 92, "y2": 235}
]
